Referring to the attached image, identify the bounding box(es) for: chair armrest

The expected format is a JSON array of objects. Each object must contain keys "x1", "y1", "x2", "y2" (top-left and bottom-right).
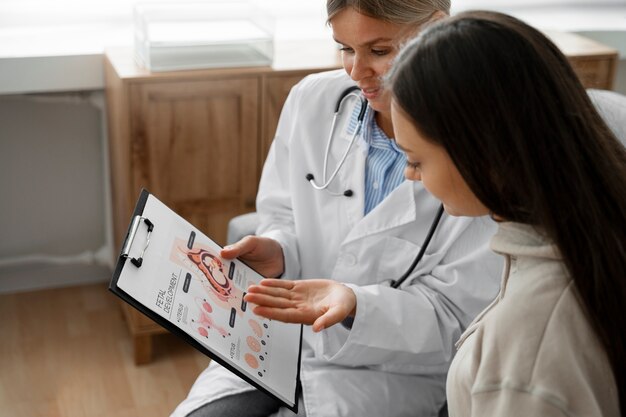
[
  {"x1": 588, "y1": 89, "x2": 626, "y2": 146},
  {"x1": 226, "y1": 212, "x2": 260, "y2": 245}
]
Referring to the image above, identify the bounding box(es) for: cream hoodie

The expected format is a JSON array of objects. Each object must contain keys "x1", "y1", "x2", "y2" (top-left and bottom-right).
[{"x1": 447, "y1": 222, "x2": 619, "y2": 417}]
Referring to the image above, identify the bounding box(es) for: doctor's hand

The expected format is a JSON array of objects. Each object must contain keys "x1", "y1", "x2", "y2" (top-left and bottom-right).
[
  {"x1": 244, "y1": 279, "x2": 357, "y2": 332},
  {"x1": 220, "y1": 236, "x2": 285, "y2": 278}
]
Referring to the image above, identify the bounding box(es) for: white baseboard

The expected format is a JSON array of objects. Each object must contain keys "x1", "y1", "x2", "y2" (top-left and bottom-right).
[{"x1": 0, "y1": 263, "x2": 112, "y2": 294}]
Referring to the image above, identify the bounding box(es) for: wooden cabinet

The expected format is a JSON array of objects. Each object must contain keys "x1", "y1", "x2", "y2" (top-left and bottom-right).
[
  {"x1": 259, "y1": 74, "x2": 310, "y2": 170},
  {"x1": 129, "y1": 77, "x2": 260, "y2": 240},
  {"x1": 104, "y1": 33, "x2": 617, "y2": 365},
  {"x1": 104, "y1": 41, "x2": 339, "y2": 364},
  {"x1": 546, "y1": 31, "x2": 618, "y2": 90}
]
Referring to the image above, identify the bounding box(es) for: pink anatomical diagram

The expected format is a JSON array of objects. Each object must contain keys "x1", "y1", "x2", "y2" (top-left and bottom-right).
[
  {"x1": 249, "y1": 318, "x2": 263, "y2": 337},
  {"x1": 171, "y1": 239, "x2": 244, "y2": 316},
  {"x1": 171, "y1": 237, "x2": 269, "y2": 374},
  {"x1": 246, "y1": 318, "x2": 269, "y2": 376},
  {"x1": 193, "y1": 298, "x2": 230, "y2": 338},
  {"x1": 187, "y1": 249, "x2": 232, "y2": 301},
  {"x1": 247, "y1": 335, "x2": 261, "y2": 352},
  {"x1": 245, "y1": 353, "x2": 259, "y2": 369}
]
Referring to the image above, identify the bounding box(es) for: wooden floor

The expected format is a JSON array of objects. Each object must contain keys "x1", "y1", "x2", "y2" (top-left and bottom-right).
[{"x1": 0, "y1": 282, "x2": 210, "y2": 417}]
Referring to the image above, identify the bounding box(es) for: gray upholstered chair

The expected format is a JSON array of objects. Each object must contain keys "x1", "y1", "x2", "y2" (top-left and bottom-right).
[
  {"x1": 588, "y1": 89, "x2": 626, "y2": 144},
  {"x1": 227, "y1": 89, "x2": 626, "y2": 244},
  {"x1": 226, "y1": 211, "x2": 261, "y2": 245}
]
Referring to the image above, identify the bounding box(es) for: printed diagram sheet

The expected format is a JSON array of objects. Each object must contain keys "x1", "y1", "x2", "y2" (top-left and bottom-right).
[
  {"x1": 170, "y1": 236, "x2": 273, "y2": 376},
  {"x1": 114, "y1": 194, "x2": 301, "y2": 407}
]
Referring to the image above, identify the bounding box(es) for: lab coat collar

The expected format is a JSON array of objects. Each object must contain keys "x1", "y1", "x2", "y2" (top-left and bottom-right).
[
  {"x1": 341, "y1": 181, "x2": 418, "y2": 245},
  {"x1": 336, "y1": 101, "x2": 418, "y2": 244}
]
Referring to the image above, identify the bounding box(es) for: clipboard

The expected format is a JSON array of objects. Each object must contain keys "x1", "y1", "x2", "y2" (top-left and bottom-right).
[{"x1": 110, "y1": 189, "x2": 302, "y2": 412}]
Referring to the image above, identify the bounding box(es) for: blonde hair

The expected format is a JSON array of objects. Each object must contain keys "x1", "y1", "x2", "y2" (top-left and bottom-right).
[{"x1": 327, "y1": 0, "x2": 450, "y2": 26}]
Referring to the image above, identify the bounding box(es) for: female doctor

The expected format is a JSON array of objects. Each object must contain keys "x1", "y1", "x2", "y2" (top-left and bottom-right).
[{"x1": 171, "y1": 1, "x2": 502, "y2": 417}]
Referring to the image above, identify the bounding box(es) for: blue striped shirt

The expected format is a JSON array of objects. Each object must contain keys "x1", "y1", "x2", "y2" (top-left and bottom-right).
[{"x1": 347, "y1": 104, "x2": 406, "y2": 215}]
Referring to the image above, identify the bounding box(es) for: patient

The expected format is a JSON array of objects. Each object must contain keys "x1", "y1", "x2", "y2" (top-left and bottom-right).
[{"x1": 246, "y1": 10, "x2": 626, "y2": 416}]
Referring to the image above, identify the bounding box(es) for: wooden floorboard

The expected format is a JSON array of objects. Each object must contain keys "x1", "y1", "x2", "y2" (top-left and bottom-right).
[{"x1": 0, "y1": 282, "x2": 210, "y2": 417}]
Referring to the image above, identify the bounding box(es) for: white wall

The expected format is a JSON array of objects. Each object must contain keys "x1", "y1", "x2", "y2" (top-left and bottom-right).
[{"x1": 0, "y1": 92, "x2": 113, "y2": 293}]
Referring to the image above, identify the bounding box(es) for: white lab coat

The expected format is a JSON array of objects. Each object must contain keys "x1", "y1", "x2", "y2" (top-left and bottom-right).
[{"x1": 171, "y1": 70, "x2": 503, "y2": 417}]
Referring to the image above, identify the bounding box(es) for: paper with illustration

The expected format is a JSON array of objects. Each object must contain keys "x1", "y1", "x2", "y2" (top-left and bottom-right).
[{"x1": 110, "y1": 190, "x2": 302, "y2": 411}]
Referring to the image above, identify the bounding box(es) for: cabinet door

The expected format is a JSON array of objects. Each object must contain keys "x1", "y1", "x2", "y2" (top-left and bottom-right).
[
  {"x1": 130, "y1": 77, "x2": 259, "y2": 244},
  {"x1": 260, "y1": 73, "x2": 312, "y2": 171}
]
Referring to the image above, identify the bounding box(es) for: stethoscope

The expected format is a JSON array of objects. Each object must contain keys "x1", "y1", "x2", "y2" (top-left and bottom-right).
[
  {"x1": 306, "y1": 86, "x2": 367, "y2": 197},
  {"x1": 306, "y1": 85, "x2": 445, "y2": 289}
]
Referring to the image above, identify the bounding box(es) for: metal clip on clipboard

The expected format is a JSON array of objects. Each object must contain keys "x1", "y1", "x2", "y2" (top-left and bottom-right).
[{"x1": 121, "y1": 215, "x2": 154, "y2": 268}]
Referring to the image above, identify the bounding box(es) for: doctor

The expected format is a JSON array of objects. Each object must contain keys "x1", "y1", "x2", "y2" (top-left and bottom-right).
[{"x1": 171, "y1": 1, "x2": 502, "y2": 417}]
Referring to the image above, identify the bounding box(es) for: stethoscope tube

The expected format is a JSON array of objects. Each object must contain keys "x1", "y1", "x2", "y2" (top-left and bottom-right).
[
  {"x1": 306, "y1": 86, "x2": 368, "y2": 197},
  {"x1": 307, "y1": 86, "x2": 445, "y2": 289},
  {"x1": 390, "y1": 204, "x2": 445, "y2": 289}
]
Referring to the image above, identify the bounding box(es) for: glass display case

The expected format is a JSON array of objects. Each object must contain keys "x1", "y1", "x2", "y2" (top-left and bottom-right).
[{"x1": 134, "y1": 1, "x2": 274, "y2": 71}]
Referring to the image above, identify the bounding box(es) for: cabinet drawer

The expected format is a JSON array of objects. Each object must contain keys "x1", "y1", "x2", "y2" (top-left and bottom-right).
[{"x1": 569, "y1": 58, "x2": 615, "y2": 90}]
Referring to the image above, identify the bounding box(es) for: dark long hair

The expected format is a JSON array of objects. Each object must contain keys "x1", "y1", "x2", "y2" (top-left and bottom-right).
[{"x1": 389, "y1": 10, "x2": 626, "y2": 413}]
